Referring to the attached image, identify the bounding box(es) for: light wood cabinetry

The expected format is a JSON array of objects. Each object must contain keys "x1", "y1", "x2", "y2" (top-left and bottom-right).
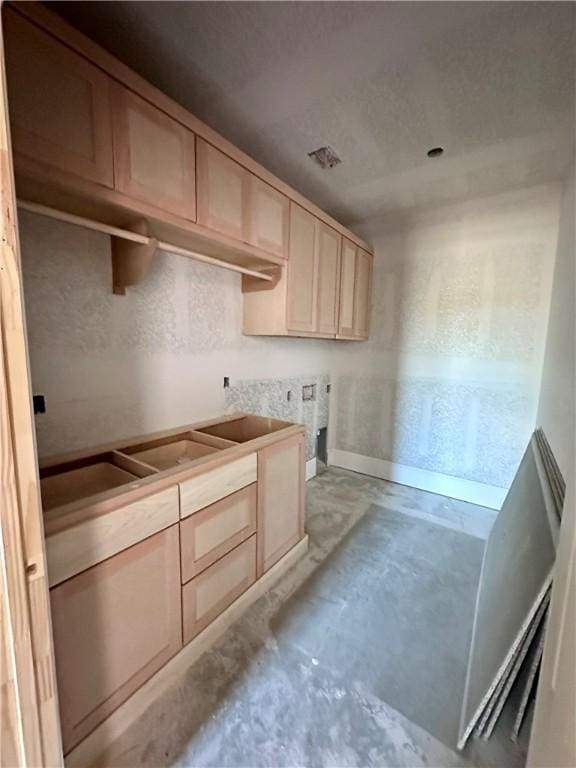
[
  {"x1": 4, "y1": 7, "x2": 114, "y2": 187},
  {"x1": 182, "y1": 535, "x2": 256, "y2": 644},
  {"x1": 338, "y1": 238, "x2": 357, "y2": 336},
  {"x1": 243, "y1": 204, "x2": 345, "y2": 338},
  {"x1": 196, "y1": 138, "x2": 249, "y2": 241},
  {"x1": 180, "y1": 483, "x2": 257, "y2": 582},
  {"x1": 46, "y1": 486, "x2": 179, "y2": 588},
  {"x1": 38, "y1": 416, "x2": 307, "y2": 760},
  {"x1": 179, "y1": 453, "x2": 258, "y2": 518},
  {"x1": 4, "y1": 5, "x2": 373, "y2": 329},
  {"x1": 316, "y1": 222, "x2": 341, "y2": 335},
  {"x1": 337, "y1": 238, "x2": 373, "y2": 340},
  {"x1": 112, "y1": 84, "x2": 196, "y2": 220},
  {"x1": 257, "y1": 434, "x2": 305, "y2": 575},
  {"x1": 50, "y1": 525, "x2": 181, "y2": 753},
  {"x1": 248, "y1": 177, "x2": 289, "y2": 258},
  {"x1": 353, "y1": 248, "x2": 373, "y2": 338},
  {"x1": 286, "y1": 204, "x2": 318, "y2": 332}
]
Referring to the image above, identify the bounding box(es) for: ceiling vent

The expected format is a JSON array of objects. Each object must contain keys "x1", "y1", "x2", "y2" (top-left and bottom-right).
[{"x1": 308, "y1": 146, "x2": 342, "y2": 169}]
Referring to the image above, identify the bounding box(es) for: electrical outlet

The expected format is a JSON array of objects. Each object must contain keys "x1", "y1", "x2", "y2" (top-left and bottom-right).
[
  {"x1": 327, "y1": 384, "x2": 331, "y2": 394},
  {"x1": 223, "y1": 376, "x2": 230, "y2": 388},
  {"x1": 33, "y1": 394, "x2": 46, "y2": 414},
  {"x1": 302, "y1": 384, "x2": 316, "y2": 402},
  {"x1": 287, "y1": 390, "x2": 292, "y2": 401}
]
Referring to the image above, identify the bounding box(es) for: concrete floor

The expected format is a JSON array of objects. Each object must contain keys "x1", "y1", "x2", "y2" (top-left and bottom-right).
[{"x1": 107, "y1": 468, "x2": 529, "y2": 768}]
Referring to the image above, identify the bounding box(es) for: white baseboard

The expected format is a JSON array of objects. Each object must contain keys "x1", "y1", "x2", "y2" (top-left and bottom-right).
[
  {"x1": 328, "y1": 449, "x2": 506, "y2": 510},
  {"x1": 305, "y1": 457, "x2": 317, "y2": 481}
]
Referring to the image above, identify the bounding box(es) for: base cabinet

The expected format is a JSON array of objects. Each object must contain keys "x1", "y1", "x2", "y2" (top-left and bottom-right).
[
  {"x1": 182, "y1": 535, "x2": 256, "y2": 644},
  {"x1": 43, "y1": 423, "x2": 307, "y2": 758},
  {"x1": 50, "y1": 525, "x2": 182, "y2": 753},
  {"x1": 257, "y1": 435, "x2": 305, "y2": 575}
]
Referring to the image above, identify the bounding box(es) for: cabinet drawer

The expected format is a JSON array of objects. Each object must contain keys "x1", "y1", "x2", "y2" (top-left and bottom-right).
[
  {"x1": 181, "y1": 484, "x2": 256, "y2": 582},
  {"x1": 179, "y1": 453, "x2": 257, "y2": 519},
  {"x1": 182, "y1": 536, "x2": 256, "y2": 644},
  {"x1": 46, "y1": 486, "x2": 179, "y2": 587}
]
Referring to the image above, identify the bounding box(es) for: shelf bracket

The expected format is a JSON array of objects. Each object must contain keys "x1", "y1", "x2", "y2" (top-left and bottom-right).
[{"x1": 111, "y1": 221, "x2": 158, "y2": 295}]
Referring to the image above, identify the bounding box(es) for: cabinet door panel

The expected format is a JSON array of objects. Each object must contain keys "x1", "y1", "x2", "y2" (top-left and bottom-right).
[
  {"x1": 316, "y1": 223, "x2": 341, "y2": 335},
  {"x1": 257, "y1": 435, "x2": 305, "y2": 575},
  {"x1": 4, "y1": 9, "x2": 113, "y2": 186},
  {"x1": 197, "y1": 139, "x2": 249, "y2": 240},
  {"x1": 51, "y1": 526, "x2": 181, "y2": 753},
  {"x1": 338, "y1": 239, "x2": 357, "y2": 336},
  {"x1": 180, "y1": 484, "x2": 257, "y2": 582},
  {"x1": 248, "y1": 177, "x2": 289, "y2": 258},
  {"x1": 113, "y1": 85, "x2": 196, "y2": 220},
  {"x1": 353, "y1": 249, "x2": 373, "y2": 339},
  {"x1": 287, "y1": 204, "x2": 318, "y2": 333},
  {"x1": 182, "y1": 536, "x2": 256, "y2": 644}
]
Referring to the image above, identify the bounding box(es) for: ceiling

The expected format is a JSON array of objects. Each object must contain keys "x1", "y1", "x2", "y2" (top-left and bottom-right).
[{"x1": 47, "y1": 1, "x2": 575, "y2": 229}]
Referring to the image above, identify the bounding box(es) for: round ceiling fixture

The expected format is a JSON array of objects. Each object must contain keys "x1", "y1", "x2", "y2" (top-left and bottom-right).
[{"x1": 427, "y1": 147, "x2": 444, "y2": 158}]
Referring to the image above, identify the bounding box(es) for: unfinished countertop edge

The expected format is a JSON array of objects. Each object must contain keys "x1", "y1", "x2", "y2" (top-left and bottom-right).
[{"x1": 42, "y1": 415, "x2": 305, "y2": 537}]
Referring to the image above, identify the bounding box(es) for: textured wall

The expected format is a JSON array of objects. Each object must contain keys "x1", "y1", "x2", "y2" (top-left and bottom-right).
[
  {"x1": 332, "y1": 184, "x2": 561, "y2": 489},
  {"x1": 21, "y1": 182, "x2": 561, "y2": 491},
  {"x1": 225, "y1": 375, "x2": 330, "y2": 461},
  {"x1": 536, "y1": 169, "x2": 575, "y2": 482},
  {"x1": 20, "y1": 211, "x2": 333, "y2": 458}
]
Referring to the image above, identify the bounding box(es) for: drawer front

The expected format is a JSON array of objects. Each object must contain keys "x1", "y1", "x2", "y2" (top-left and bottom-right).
[
  {"x1": 46, "y1": 486, "x2": 180, "y2": 588},
  {"x1": 180, "y1": 484, "x2": 256, "y2": 582},
  {"x1": 182, "y1": 536, "x2": 256, "y2": 644},
  {"x1": 179, "y1": 453, "x2": 257, "y2": 519}
]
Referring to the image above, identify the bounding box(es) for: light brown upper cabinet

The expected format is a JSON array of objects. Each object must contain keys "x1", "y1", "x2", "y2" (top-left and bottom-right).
[
  {"x1": 338, "y1": 238, "x2": 357, "y2": 337},
  {"x1": 196, "y1": 138, "x2": 249, "y2": 241},
  {"x1": 4, "y1": 5, "x2": 374, "y2": 321},
  {"x1": 337, "y1": 238, "x2": 373, "y2": 340},
  {"x1": 50, "y1": 525, "x2": 181, "y2": 754},
  {"x1": 112, "y1": 84, "x2": 196, "y2": 220},
  {"x1": 243, "y1": 203, "x2": 346, "y2": 338},
  {"x1": 353, "y1": 248, "x2": 373, "y2": 338},
  {"x1": 286, "y1": 204, "x2": 318, "y2": 333},
  {"x1": 316, "y1": 222, "x2": 341, "y2": 335},
  {"x1": 4, "y1": 8, "x2": 114, "y2": 187},
  {"x1": 257, "y1": 434, "x2": 305, "y2": 576},
  {"x1": 247, "y1": 177, "x2": 289, "y2": 259}
]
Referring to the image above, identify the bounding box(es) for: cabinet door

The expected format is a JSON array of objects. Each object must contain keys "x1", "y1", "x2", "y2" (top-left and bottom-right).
[
  {"x1": 180, "y1": 484, "x2": 257, "y2": 582},
  {"x1": 196, "y1": 138, "x2": 249, "y2": 240},
  {"x1": 286, "y1": 204, "x2": 318, "y2": 333},
  {"x1": 338, "y1": 238, "x2": 357, "y2": 336},
  {"x1": 4, "y1": 9, "x2": 113, "y2": 187},
  {"x1": 257, "y1": 435, "x2": 305, "y2": 576},
  {"x1": 182, "y1": 535, "x2": 256, "y2": 644},
  {"x1": 50, "y1": 526, "x2": 181, "y2": 753},
  {"x1": 315, "y1": 223, "x2": 341, "y2": 335},
  {"x1": 248, "y1": 177, "x2": 289, "y2": 258},
  {"x1": 353, "y1": 249, "x2": 373, "y2": 339},
  {"x1": 113, "y1": 84, "x2": 196, "y2": 220}
]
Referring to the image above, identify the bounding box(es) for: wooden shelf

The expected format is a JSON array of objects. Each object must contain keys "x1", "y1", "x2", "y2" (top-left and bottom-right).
[{"x1": 15, "y1": 159, "x2": 286, "y2": 275}]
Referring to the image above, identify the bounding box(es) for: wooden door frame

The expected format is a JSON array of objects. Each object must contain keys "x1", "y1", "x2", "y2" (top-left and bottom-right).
[{"x1": 0, "y1": 10, "x2": 63, "y2": 766}]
